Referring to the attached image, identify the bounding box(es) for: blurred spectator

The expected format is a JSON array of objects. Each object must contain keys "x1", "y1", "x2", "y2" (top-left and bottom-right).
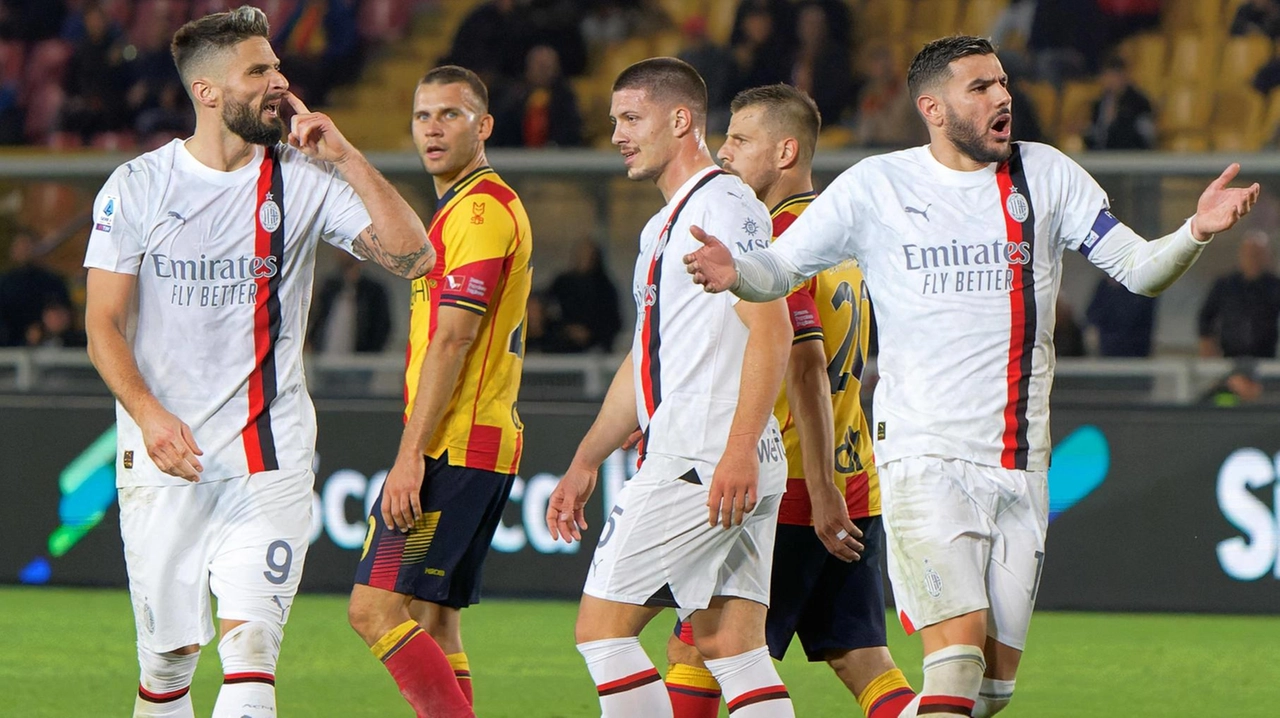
[
  {"x1": 273, "y1": 0, "x2": 362, "y2": 106},
  {"x1": 1096, "y1": 0, "x2": 1161, "y2": 49},
  {"x1": 580, "y1": 0, "x2": 670, "y2": 46},
  {"x1": 0, "y1": 228, "x2": 71, "y2": 346},
  {"x1": 56, "y1": 3, "x2": 129, "y2": 143},
  {"x1": 1086, "y1": 275, "x2": 1156, "y2": 357},
  {"x1": 125, "y1": 5, "x2": 190, "y2": 141},
  {"x1": 729, "y1": 0, "x2": 790, "y2": 96},
  {"x1": 308, "y1": 252, "x2": 392, "y2": 356},
  {"x1": 1086, "y1": 56, "x2": 1155, "y2": 150},
  {"x1": 546, "y1": 239, "x2": 621, "y2": 352},
  {"x1": 1201, "y1": 360, "x2": 1264, "y2": 407},
  {"x1": 1054, "y1": 299, "x2": 1085, "y2": 357},
  {"x1": 1029, "y1": 0, "x2": 1102, "y2": 86},
  {"x1": 788, "y1": 1, "x2": 853, "y2": 125},
  {"x1": 134, "y1": 82, "x2": 192, "y2": 143},
  {"x1": 26, "y1": 300, "x2": 86, "y2": 348},
  {"x1": 0, "y1": 0, "x2": 68, "y2": 42},
  {"x1": 443, "y1": 0, "x2": 526, "y2": 81},
  {"x1": 730, "y1": 0, "x2": 794, "y2": 52},
  {"x1": 492, "y1": 44, "x2": 583, "y2": 148},
  {"x1": 1199, "y1": 230, "x2": 1280, "y2": 358},
  {"x1": 1009, "y1": 80, "x2": 1045, "y2": 143},
  {"x1": 677, "y1": 15, "x2": 735, "y2": 132},
  {"x1": 991, "y1": 0, "x2": 1037, "y2": 79},
  {"x1": 522, "y1": 0, "x2": 587, "y2": 77},
  {"x1": 1230, "y1": 0, "x2": 1280, "y2": 38},
  {"x1": 850, "y1": 43, "x2": 926, "y2": 149}
]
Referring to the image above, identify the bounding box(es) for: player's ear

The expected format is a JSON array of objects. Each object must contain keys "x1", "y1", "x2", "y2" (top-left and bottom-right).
[
  {"x1": 778, "y1": 137, "x2": 799, "y2": 171},
  {"x1": 191, "y1": 78, "x2": 218, "y2": 110},
  {"x1": 672, "y1": 105, "x2": 692, "y2": 138},
  {"x1": 477, "y1": 112, "x2": 494, "y2": 141},
  {"x1": 916, "y1": 92, "x2": 944, "y2": 129}
]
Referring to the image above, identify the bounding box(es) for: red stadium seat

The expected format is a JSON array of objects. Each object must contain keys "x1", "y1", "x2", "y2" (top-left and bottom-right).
[
  {"x1": 359, "y1": 0, "x2": 412, "y2": 42},
  {"x1": 24, "y1": 84, "x2": 66, "y2": 145},
  {"x1": 91, "y1": 131, "x2": 138, "y2": 151},
  {"x1": 21, "y1": 40, "x2": 73, "y2": 107},
  {"x1": 0, "y1": 40, "x2": 24, "y2": 86}
]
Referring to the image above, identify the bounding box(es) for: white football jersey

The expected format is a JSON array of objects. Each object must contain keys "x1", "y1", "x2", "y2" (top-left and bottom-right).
[
  {"x1": 773, "y1": 142, "x2": 1125, "y2": 472},
  {"x1": 84, "y1": 140, "x2": 372, "y2": 487},
  {"x1": 631, "y1": 166, "x2": 785, "y2": 490}
]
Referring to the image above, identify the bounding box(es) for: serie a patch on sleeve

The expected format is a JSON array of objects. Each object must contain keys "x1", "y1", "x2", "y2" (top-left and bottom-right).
[{"x1": 95, "y1": 195, "x2": 119, "y2": 233}]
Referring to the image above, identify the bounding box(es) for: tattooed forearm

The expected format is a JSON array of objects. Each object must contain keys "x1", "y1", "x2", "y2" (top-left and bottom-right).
[{"x1": 353, "y1": 228, "x2": 435, "y2": 279}]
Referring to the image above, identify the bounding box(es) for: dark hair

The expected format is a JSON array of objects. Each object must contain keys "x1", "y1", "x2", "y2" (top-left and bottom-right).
[
  {"x1": 730, "y1": 84, "x2": 821, "y2": 162},
  {"x1": 171, "y1": 6, "x2": 270, "y2": 90},
  {"x1": 613, "y1": 57, "x2": 707, "y2": 122},
  {"x1": 420, "y1": 65, "x2": 490, "y2": 113},
  {"x1": 907, "y1": 35, "x2": 997, "y2": 98}
]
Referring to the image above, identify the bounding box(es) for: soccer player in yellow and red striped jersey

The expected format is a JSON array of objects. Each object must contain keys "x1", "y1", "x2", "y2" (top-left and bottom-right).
[
  {"x1": 348, "y1": 66, "x2": 532, "y2": 718},
  {"x1": 665, "y1": 85, "x2": 915, "y2": 718}
]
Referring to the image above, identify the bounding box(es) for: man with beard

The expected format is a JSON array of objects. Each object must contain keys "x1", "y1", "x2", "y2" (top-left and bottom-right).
[
  {"x1": 683, "y1": 36, "x2": 1260, "y2": 717},
  {"x1": 82, "y1": 7, "x2": 433, "y2": 718}
]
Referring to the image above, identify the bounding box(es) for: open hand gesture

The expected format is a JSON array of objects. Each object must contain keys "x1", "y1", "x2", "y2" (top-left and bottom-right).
[
  {"x1": 684, "y1": 225, "x2": 739, "y2": 293},
  {"x1": 546, "y1": 464, "x2": 598, "y2": 543},
  {"x1": 1192, "y1": 163, "x2": 1261, "y2": 240}
]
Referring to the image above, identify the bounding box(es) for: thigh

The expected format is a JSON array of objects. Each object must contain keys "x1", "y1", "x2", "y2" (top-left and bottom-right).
[
  {"x1": 208, "y1": 470, "x2": 314, "y2": 627},
  {"x1": 763, "y1": 524, "x2": 830, "y2": 660},
  {"x1": 119, "y1": 483, "x2": 218, "y2": 653},
  {"x1": 881, "y1": 457, "x2": 994, "y2": 636},
  {"x1": 710, "y1": 492, "x2": 782, "y2": 613},
  {"x1": 986, "y1": 469, "x2": 1048, "y2": 651},
  {"x1": 441, "y1": 468, "x2": 516, "y2": 608},
  {"x1": 794, "y1": 516, "x2": 889, "y2": 661}
]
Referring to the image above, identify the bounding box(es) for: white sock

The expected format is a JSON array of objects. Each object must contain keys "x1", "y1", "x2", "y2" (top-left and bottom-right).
[
  {"x1": 134, "y1": 648, "x2": 199, "y2": 718},
  {"x1": 578, "y1": 637, "x2": 672, "y2": 718},
  {"x1": 898, "y1": 645, "x2": 986, "y2": 717},
  {"x1": 211, "y1": 624, "x2": 279, "y2": 718},
  {"x1": 972, "y1": 677, "x2": 1015, "y2": 717},
  {"x1": 704, "y1": 646, "x2": 794, "y2": 718}
]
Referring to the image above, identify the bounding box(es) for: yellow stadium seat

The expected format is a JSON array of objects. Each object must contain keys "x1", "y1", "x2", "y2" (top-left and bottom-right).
[
  {"x1": 1259, "y1": 89, "x2": 1280, "y2": 144},
  {"x1": 1058, "y1": 80, "x2": 1102, "y2": 140},
  {"x1": 859, "y1": 0, "x2": 912, "y2": 40},
  {"x1": 959, "y1": 0, "x2": 1009, "y2": 37},
  {"x1": 1116, "y1": 33, "x2": 1167, "y2": 99},
  {"x1": 1164, "y1": 132, "x2": 1210, "y2": 151},
  {"x1": 1160, "y1": 85, "x2": 1213, "y2": 135},
  {"x1": 1212, "y1": 86, "x2": 1266, "y2": 147},
  {"x1": 1019, "y1": 80, "x2": 1059, "y2": 139},
  {"x1": 650, "y1": 30, "x2": 683, "y2": 59},
  {"x1": 1211, "y1": 129, "x2": 1257, "y2": 151},
  {"x1": 1220, "y1": 35, "x2": 1275, "y2": 89},
  {"x1": 1166, "y1": 33, "x2": 1222, "y2": 89},
  {"x1": 705, "y1": 0, "x2": 737, "y2": 45},
  {"x1": 911, "y1": 0, "x2": 964, "y2": 38},
  {"x1": 1162, "y1": 0, "x2": 1225, "y2": 33}
]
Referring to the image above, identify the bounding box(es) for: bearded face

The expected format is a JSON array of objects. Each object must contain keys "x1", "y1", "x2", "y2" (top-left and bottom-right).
[{"x1": 223, "y1": 94, "x2": 284, "y2": 146}]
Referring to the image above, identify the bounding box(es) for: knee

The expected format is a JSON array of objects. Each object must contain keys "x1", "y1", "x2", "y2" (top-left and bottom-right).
[
  {"x1": 218, "y1": 621, "x2": 283, "y2": 674},
  {"x1": 347, "y1": 589, "x2": 399, "y2": 644},
  {"x1": 137, "y1": 646, "x2": 200, "y2": 695},
  {"x1": 666, "y1": 632, "x2": 704, "y2": 668}
]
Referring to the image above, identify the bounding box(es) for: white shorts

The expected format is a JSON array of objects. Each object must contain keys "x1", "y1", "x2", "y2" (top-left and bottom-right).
[
  {"x1": 880, "y1": 456, "x2": 1047, "y2": 651},
  {"x1": 583, "y1": 455, "x2": 785, "y2": 619},
  {"x1": 118, "y1": 469, "x2": 314, "y2": 652}
]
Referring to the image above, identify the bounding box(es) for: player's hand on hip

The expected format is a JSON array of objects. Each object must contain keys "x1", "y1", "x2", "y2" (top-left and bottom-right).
[
  {"x1": 809, "y1": 482, "x2": 863, "y2": 562},
  {"x1": 684, "y1": 225, "x2": 738, "y2": 293},
  {"x1": 138, "y1": 405, "x2": 203, "y2": 482},
  {"x1": 283, "y1": 92, "x2": 354, "y2": 164},
  {"x1": 546, "y1": 463, "x2": 597, "y2": 543},
  {"x1": 708, "y1": 445, "x2": 758, "y2": 529},
  {"x1": 1191, "y1": 163, "x2": 1262, "y2": 240},
  {"x1": 381, "y1": 450, "x2": 425, "y2": 533},
  {"x1": 620, "y1": 427, "x2": 644, "y2": 451}
]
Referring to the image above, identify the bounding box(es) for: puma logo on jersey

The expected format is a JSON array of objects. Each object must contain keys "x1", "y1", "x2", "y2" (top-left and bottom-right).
[
  {"x1": 904, "y1": 204, "x2": 931, "y2": 221},
  {"x1": 166, "y1": 210, "x2": 186, "y2": 224}
]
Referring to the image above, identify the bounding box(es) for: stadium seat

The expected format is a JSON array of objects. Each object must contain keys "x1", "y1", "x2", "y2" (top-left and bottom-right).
[
  {"x1": 816, "y1": 126, "x2": 856, "y2": 149},
  {"x1": 91, "y1": 131, "x2": 138, "y2": 151},
  {"x1": 1259, "y1": 89, "x2": 1280, "y2": 145},
  {"x1": 1116, "y1": 33, "x2": 1167, "y2": 99},
  {"x1": 959, "y1": 0, "x2": 1009, "y2": 37},
  {"x1": 1161, "y1": 0, "x2": 1225, "y2": 33},
  {"x1": 20, "y1": 40, "x2": 72, "y2": 108},
  {"x1": 23, "y1": 84, "x2": 65, "y2": 145},
  {"x1": 1019, "y1": 80, "x2": 1060, "y2": 139},
  {"x1": 859, "y1": 0, "x2": 911, "y2": 41},
  {"x1": 1219, "y1": 35, "x2": 1275, "y2": 89},
  {"x1": 910, "y1": 0, "x2": 964, "y2": 39},
  {"x1": 650, "y1": 30, "x2": 683, "y2": 59},
  {"x1": 705, "y1": 0, "x2": 737, "y2": 45},
  {"x1": 1211, "y1": 86, "x2": 1265, "y2": 148},
  {"x1": 1159, "y1": 85, "x2": 1213, "y2": 136},
  {"x1": 1057, "y1": 80, "x2": 1102, "y2": 143},
  {"x1": 1164, "y1": 132, "x2": 1210, "y2": 151},
  {"x1": 1166, "y1": 33, "x2": 1222, "y2": 90}
]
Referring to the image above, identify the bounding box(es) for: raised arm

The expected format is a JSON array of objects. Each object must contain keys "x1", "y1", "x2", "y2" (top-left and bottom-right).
[
  {"x1": 283, "y1": 91, "x2": 434, "y2": 279},
  {"x1": 546, "y1": 354, "x2": 638, "y2": 543},
  {"x1": 85, "y1": 268, "x2": 203, "y2": 482}
]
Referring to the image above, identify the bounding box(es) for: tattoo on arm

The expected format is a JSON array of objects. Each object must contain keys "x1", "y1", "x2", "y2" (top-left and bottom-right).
[{"x1": 353, "y1": 227, "x2": 434, "y2": 279}]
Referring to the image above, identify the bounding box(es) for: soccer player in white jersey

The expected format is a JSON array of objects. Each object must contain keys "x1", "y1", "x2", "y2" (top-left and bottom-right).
[
  {"x1": 684, "y1": 36, "x2": 1259, "y2": 717},
  {"x1": 544, "y1": 58, "x2": 796, "y2": 718},
  {"x1": 82, "y1": 7, "x2": 433, "y2": 718}
]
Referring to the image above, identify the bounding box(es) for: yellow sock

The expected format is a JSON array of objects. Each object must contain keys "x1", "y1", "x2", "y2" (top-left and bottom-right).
[
  {"x1": 370, "y1": 620, "x2": 422, "y2": 661},
  {"x1": 446, "y1": 652, "x2": 473, "y2": 705},
  {"x1": 665, "y1": 662, "x2": 720, "y2": 692},
  {"x1": 857, "y1": 668, "x2": 913, "y2": 717}
]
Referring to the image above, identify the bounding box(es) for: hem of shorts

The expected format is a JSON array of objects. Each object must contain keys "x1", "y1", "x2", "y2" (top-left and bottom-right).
[
  {"x1": 137, "y1": 628, "x2": 217, "y2": 654},
  {"x1": 876, "y1": 450, "x2": 1050, "y2": 474},
  {"x1": 907, "y1": 600, "x2": 990, "y2": 634}
]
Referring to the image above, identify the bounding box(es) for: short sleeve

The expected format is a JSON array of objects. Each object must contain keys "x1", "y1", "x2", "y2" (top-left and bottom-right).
[
  {"x1": 1045, "y1": 146, "x2": 1119, "y2": 257},
  {"x1": 318, "y1": 166, "x2": 373, "y2": 256},
  {"x1": 438, "y1": 194, "x2": 517, "y2": 315},
  {"x1": 83, "y1": 164, "x2": 146, "y2": 275},
  {"x1": 772, "y1": 164, "x2": 870, "y2": 278},
  {"x1": 786, "y1": 278, "x2": 824, "y2": 344},
  {"x1": 682, "y1": 187, "x2": 772, "y2": 260}
]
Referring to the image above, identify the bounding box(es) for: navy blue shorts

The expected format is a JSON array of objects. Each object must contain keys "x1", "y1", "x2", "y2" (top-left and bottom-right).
[
  {"x1": 765, "y1": 516, "x2": 887, "y2": 661},
  {"x1": 353, "y1": 453, "x2": 514, "y2": 608}
]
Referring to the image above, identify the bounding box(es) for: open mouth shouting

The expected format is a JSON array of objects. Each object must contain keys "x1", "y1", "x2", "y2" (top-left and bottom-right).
[{"x1": 990, "y1": 111, "x2": 1012, "y2": 142}]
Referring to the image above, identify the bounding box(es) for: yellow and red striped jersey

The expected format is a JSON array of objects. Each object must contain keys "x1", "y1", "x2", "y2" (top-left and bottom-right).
[
  {"x1": 769, "y1": 191, "x2": 881, "y2": 524},
  {"x1": 406, "y1": 167, "x2": 532, "y2": 474}
]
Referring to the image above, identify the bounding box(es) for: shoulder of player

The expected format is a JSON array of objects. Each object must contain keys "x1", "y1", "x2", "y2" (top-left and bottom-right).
[
  {"x1": 1013, "y1": 140, "x2": 1083, "y2": 174},
  {"x1": 106, "y1": 140, "x2": 179, "y2": 188},
  {"x1": 688, "y1": 172, "x2": 768, "y2": 218}
]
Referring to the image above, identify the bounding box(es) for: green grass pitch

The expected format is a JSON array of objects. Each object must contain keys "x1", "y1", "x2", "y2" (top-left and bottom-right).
[{"x1": 3, "y1": 586, "x2": 1279, "y2": 716}]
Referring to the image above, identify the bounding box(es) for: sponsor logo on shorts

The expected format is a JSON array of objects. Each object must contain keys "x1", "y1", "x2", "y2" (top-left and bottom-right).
[
  {"x1": 923, "y1": 560, "x2": 943, "y2": 598},
  {"x1": 123, "y1": 450, "x2": 133, "y2": 469},
  {"x1": 143, "y1": 601, "x2": 156, "y2": 634},
  {"x1": 425, "y1": 567, "x2": 445, "y2": 576},
  {"x1": 877, "y1": 422, "x2": 886, "y2": 441}
]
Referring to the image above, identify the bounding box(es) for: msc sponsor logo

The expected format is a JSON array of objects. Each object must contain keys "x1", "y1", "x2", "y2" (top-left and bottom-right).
[{"x1": 1216, "y1": 448, "x2": 1280, "y2": 581}]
